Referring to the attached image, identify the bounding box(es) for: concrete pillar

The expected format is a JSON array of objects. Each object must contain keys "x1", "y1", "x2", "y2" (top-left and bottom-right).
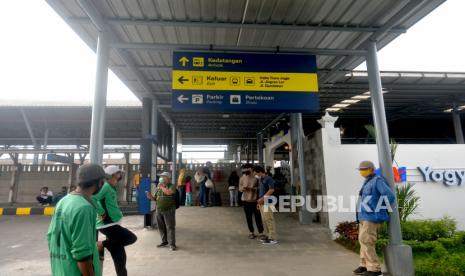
[
  {"x1": 171, "y1": 125, "x2": 177, "y2": 182},
  {"x1": 366, "y1": 40, "x2": 414, "y2": 276},
  {"x1": 251, "y1": 141, "x2": 255, "y2": 164},
  {"x1": 257, "y1": 133, "x2": 264, "y2": 165},
  {"x1": 140, "y1": 98, "x2": 153, "y2": 227},
  {"x1": 41, "y1": 128, "x2": 49, "y2": 165},
  {"x1": 68, "y1": 163, "x2": 77, "y2": 191},
  {"x1": 8, "y1": 154, "x2": 20, "y2": 204},
  {"x1": 151, "y1": 100, "x2": 159, "y2": 178},
  {"x1": 124, "y1": 152, "x2": 131, "y2": 202},
  {"x1": 89, "y1": 31, "x2": 110, "y2": 165},
  {"x1": 291, "y1": 113, "x2": 312, "y2": 224},
  {"x1": 452, "y1": 109, "x2": 464, "y2": 144}
]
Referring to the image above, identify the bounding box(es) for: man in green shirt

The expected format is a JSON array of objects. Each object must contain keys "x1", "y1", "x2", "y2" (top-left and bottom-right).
[
  {"x1": 93, "y1": 165, "x2": 137, "y2": 276},
  {"x1": 147, "y1": 172, "x2": 177, "y2": 251},
  {"x1": 47, "y1": 164, "x2": 105, "y2": 276}
]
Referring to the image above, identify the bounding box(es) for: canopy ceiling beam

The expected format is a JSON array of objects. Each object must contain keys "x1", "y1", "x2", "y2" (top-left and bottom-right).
[
  {"x1": 112, "y1": 43, "x2": 367, "y2": 56},
  {"x1": 67, "y1": 17, "x2": 407, "y2": 34}
]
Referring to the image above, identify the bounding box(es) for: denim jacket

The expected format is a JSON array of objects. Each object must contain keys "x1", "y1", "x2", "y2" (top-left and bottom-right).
[{"x1": 356, "y1": 175, "x2": 395, "y2": 223}]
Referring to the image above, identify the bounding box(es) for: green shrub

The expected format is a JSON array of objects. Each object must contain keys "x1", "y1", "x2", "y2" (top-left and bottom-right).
[
  {"x1": 379, "y1": 217, "x2": 457, "y2": 241},
  {"x1": 416, "y1": 252, "x2": 465, "y2": 276},
  {"x1": 402, "y1": 217, "x2": 456, "y2": 241}
]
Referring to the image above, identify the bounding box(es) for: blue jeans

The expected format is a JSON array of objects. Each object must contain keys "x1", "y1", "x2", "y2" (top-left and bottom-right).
[
  {"x1": 178, "y1": 186, "x2": 186, "y2": 206},
  {"x1": 199, "y1": 182, "x2": 207, "y2": 207},
  {"x1": 185, "y1": 192, "x2": 193, "y2": 206}
]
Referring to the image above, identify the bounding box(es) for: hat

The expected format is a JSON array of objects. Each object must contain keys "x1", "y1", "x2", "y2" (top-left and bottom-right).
[
  {"x1": 77, "y1": 164, "x2": 105, "y2": 184},
  {"x1": 158, "y1": 172, "x2": 171, "y2": 178},
  {"x1": 104, "y1": 165, "x2": 123, "y2": 177},
  {"x1": 358, "y1": 161, "x2": 375, "y2": 170}
]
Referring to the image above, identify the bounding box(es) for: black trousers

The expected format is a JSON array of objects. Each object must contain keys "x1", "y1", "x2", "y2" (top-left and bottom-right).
[
  {"x1": 36, "y1": 196, "x2": 52, "y2": 205},
  {"x1": 99, "y1": 225, "x2": 137, "y2": 276},
  {"x1": 179, "y1": 186, "x2": 186, "y2": 206},
  {"x1": 243, "y1": 201, "x2": 264, "y2": 234}
]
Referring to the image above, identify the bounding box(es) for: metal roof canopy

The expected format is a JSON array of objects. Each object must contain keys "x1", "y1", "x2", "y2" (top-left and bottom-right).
[{"x1": 45, "y1": 0, "x2": 448, "y2": 140}]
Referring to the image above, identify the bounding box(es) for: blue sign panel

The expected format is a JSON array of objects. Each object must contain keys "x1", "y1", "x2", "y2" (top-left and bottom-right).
[
  {"x1": 137, "y1": 177, "x2": 151, "y2": 215},
  {"x1": 46, "y1": 153, "x2": 73, "y2": 164},
  {"x1": 171, "y1": 52, "x2": 319, "y2": 113}
]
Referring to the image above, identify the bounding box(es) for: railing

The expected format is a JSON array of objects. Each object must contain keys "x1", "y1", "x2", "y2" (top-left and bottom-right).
[{"x1": 0, "y1": 163, "x2": 243, "y2": 173}]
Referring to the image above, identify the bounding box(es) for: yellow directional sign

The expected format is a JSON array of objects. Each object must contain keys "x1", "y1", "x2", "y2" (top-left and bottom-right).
[
  {"x1": 172, "y1": 70, "x2": 318, "y2": 92},
  {"x1": 179, "y1": 56, "x2": 189, "y2": 67}
]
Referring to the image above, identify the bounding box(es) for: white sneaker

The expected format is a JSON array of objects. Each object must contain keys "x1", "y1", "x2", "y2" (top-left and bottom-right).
[{"x1": 262, "y1": 239, "x2": 278, "y2": 245}]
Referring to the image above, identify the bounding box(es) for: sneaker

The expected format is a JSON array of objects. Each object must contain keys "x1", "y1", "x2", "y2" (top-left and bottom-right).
[
  {"x1": 235, "y1": 204, "x2": 239, "y2": 207},
  {"x1": 170, "y1": 245, "x2": 177, "y2": 251},
  {"x1": 200, "y1": 205, "x2": 206, "y2": 208},
  {"x1": 157, "y1": 242, "x2": 168, "y2": 248},
  {"x1": 248, "y1": 233, "x2": 257, "y2": 239},
  {"x1": 262, "y1": 239, "x2": 278, "y2": 245},
  {"x1": 361, "y1": 271, "x2": 382, "y2": 276},
  {"x1": 353, "y1": 266, "x2": 367, "y2": 275},
  {"x1": 258, "y1": 234, "x2": 268, "y2": 241}
]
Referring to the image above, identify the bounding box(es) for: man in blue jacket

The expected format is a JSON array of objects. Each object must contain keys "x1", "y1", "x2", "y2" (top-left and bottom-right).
[{"x1": 353, "y1": 161, "x2": 395, "y2": 276}]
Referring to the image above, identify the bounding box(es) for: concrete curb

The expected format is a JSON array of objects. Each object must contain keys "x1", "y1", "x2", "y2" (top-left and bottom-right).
[
  {"x1": 0, "y1": 206, "x2": 139, "y2": 216},
  {"x1": 0, "y1": 207, "x2": 55, "y2": 216}
]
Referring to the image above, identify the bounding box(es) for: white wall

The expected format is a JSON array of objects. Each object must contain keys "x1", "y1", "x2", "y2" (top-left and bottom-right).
[{"x1": 319, "y1": 129, "x2": 465, "y2": 234}]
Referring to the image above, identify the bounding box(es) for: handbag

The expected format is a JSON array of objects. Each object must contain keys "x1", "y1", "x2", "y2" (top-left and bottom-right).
[{"x1": 205, "y1": 178, "x2": 214, "y2": 188}]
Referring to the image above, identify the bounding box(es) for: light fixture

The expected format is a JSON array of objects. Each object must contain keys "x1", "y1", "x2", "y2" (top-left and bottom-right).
[
  {"x1": 341, "y1": 99, "x2": 360, "y2": 104},
  {"x1": 222, "y1": 114, "x2": 230, "y2": 118},
  {"x1": 352, "y1": 95, "x2": 371, "y2": 100},
  {"x1": 332, "y1": 103, "x2": 350, "y2": 108},
  {"x1": 220, "y1": 126, "x2": 227, "y2": 130},
  {"x1": 326, "y1": 108, "x2": 341, "y2": 112}
]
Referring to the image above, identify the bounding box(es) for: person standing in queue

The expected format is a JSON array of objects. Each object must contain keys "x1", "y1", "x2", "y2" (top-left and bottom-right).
[
  {"x1": 147, "y1": 172, "x2": 177, "y2": 251},
  {"x1": 195, "y1": 168, "x2": 208, "y2": 208},
  {"x1": 47, "y1": 164, "x2": 105, "y2": 276},
  {"x1": 93, "y1": 165, "x2": 137, "y2": 276},
  {"x1": 254, "y1": 165, "x2": 278, "y2": 245},
  {"x1": 239, "y1": 164, "x2": 265, "y2": 240},
  {"x1": 177, "y1": 167, "x2": 187, "y2": 206}
]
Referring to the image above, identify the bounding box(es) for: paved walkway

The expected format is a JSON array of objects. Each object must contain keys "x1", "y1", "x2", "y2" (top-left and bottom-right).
[
  {"x1": 114, "y1": 207, "x2": 358, "y2": 276},
  {"x1": 0, "y1": 206, "x2": 359, "y2": 275}
]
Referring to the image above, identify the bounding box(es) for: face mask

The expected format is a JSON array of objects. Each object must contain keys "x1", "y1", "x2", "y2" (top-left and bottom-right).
[
  {"x1": 159, "y1": 177, "x2": 165, "y2": 184},
  {"x1": 255, "y1": 175, "x2": 261, "y2": 180},
  {"x1": 359, "y1": 170, "x2": 372, "y2": 178}
]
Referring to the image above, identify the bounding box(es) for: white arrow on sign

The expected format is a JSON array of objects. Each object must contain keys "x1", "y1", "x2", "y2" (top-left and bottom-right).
[{"x1": 177, "y1": 95, "x2": 189, "y2": 103}]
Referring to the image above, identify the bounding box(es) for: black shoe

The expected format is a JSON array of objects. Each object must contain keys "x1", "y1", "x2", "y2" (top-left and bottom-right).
[
  {"x1": 361, "y1": 271, "x2": 382, "y2": 276},
  {"x1": 353, "y1": 266, "x2": 367, "y2": 275},
  {"x1": 248, "y1": 233, "x2": 257, "y2": 239},
  {"x1": 157, "y1": 242, "x2": 168, "y2": 248},
  {"x1": 170, "y1": 245, "x2": 177, "y2": 251},
  {"x1": 258, "y1": 234, "x2": 268, "y2": 241}
]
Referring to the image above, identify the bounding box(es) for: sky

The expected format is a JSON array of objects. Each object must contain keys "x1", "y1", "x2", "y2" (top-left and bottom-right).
[{"x1": 0, "y1": 0, "x2": 464, "y2": 103}]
